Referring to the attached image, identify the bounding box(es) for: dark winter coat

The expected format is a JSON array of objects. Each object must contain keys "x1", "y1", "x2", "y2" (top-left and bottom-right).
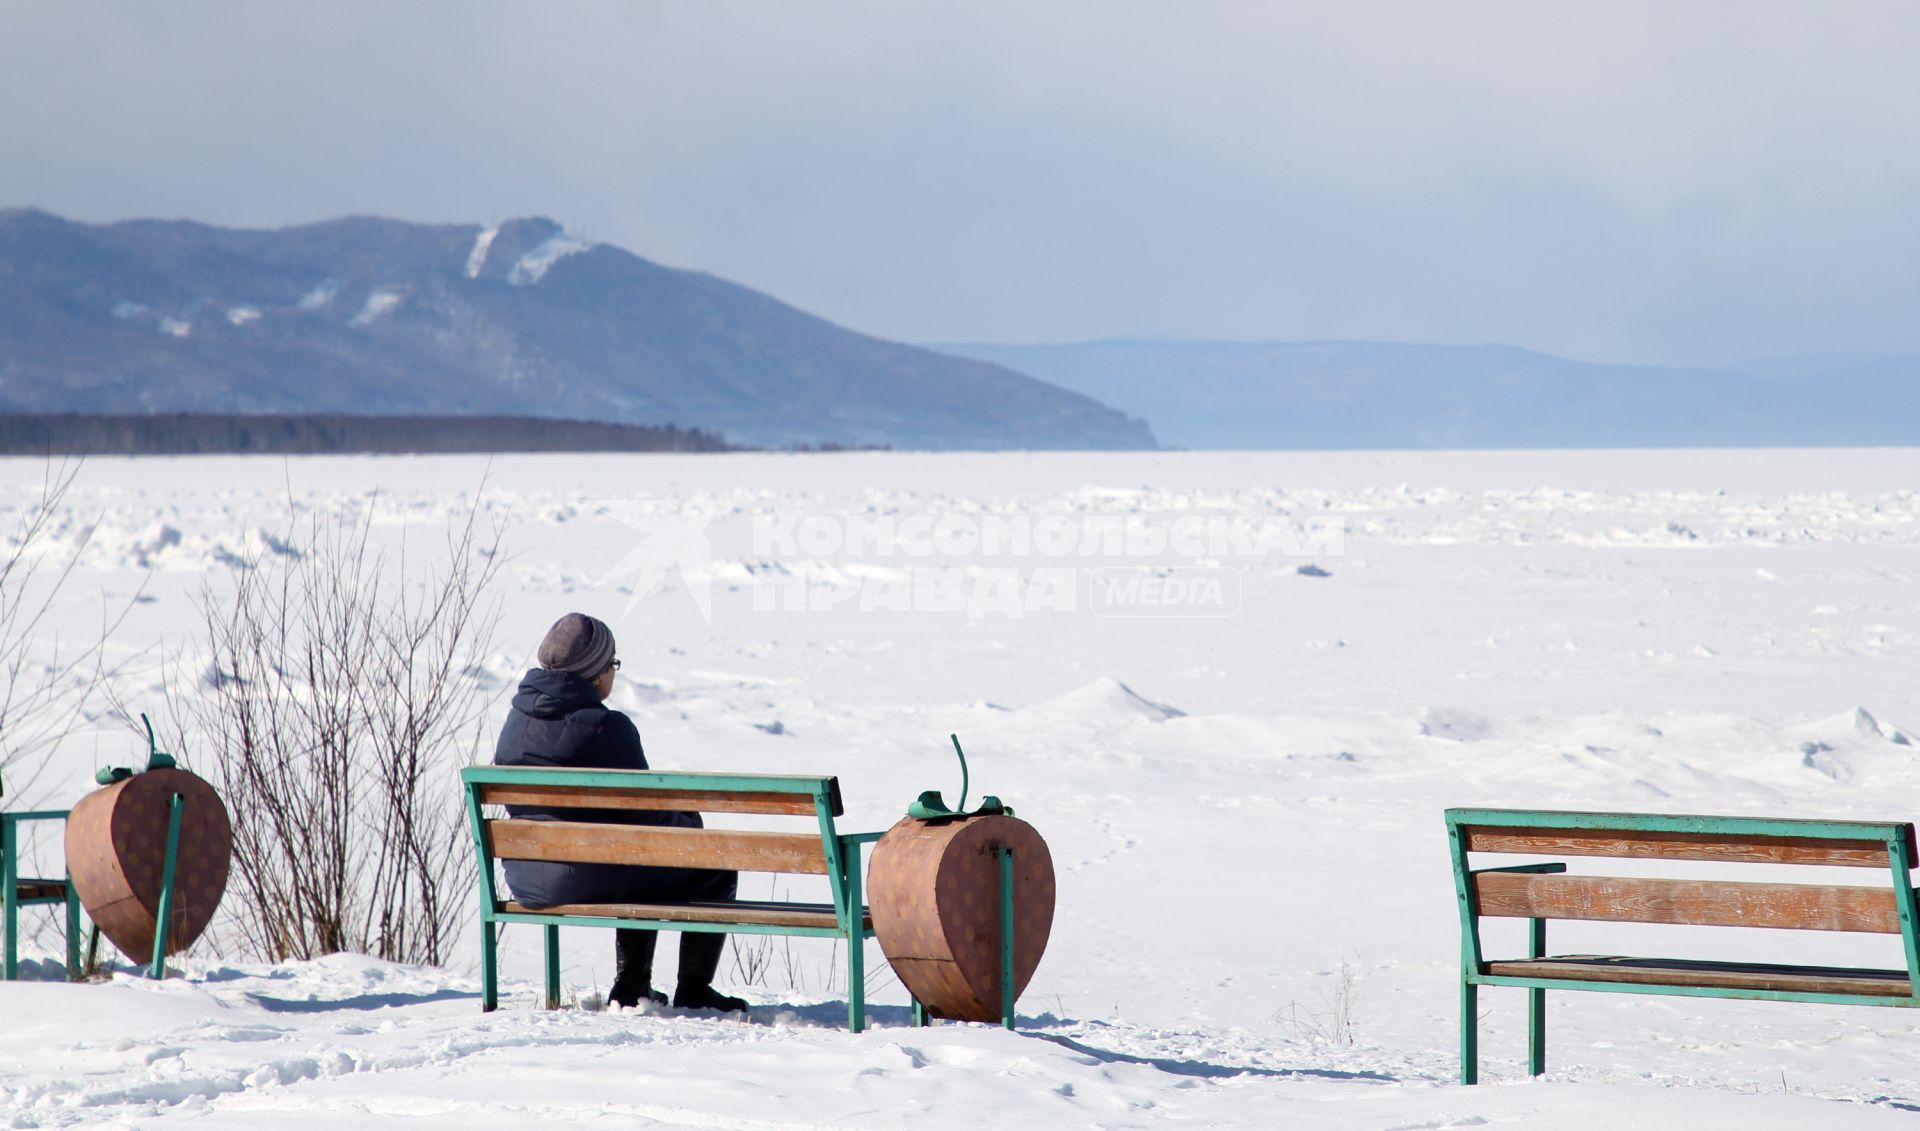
[{"x1": 493, "y1": 667, "x2": 721, "y2": 909}]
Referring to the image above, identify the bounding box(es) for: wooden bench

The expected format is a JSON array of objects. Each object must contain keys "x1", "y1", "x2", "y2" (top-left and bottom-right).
[
  {"x1": 461, "y1": 766, "x2": 884, "y2": 1030},
  {"x1": 1446, "y1": 807, "x2": 1920, "y2": 1083},
  {"x1": 2, "y1": 805, "x2": 82, "y2": 981}
]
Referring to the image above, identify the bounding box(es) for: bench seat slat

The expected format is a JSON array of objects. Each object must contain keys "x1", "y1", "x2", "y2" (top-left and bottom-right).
[
  {"x1": 1463, "y1": 826, "x2": 1894, "y2": 868},
  {"x1": 486, "y1": 819, "x2": 830, "y2": 875},
  {"x1": 1484, "y1": 955, "x2": 1915, "y2": 998},
  {"x1": 479, "y1": 784, "x2": 819, "y2": 816},
  {"x1": 500, "y1": 899, "x2": 868, "y2": 931},
  {"x1": 1474, "y1": 871, "x2": 1902, "y2": 933},
  {"x1": 9, "y1": 880, "x2": 67, "y2": 902}
]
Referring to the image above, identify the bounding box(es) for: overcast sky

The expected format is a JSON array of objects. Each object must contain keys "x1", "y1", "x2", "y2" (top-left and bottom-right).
[{"x1": 3, "y1": 1, "x2": 1916, "y2": 366}]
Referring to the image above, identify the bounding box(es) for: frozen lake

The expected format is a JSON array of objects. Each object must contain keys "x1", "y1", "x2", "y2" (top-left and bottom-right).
[{"x1": 6, "y1": 448, "x2": 1920, "y2": 1127}]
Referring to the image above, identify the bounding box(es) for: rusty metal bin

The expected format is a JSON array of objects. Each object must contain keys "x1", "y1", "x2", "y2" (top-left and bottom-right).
[
  {"x1": 64, "y1": 719, "x2": 230, "y2": 976},
  {"x1": 867, "y1": 739, "x2": 1055, "y2": 1027}
]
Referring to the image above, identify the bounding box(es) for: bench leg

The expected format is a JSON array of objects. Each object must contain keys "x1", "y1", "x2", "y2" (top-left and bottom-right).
[
  {"x1": 847, "y1": 929, "x2": 866, "y2": 1033},
  {"x1": 2, "y1": 897, "x2": 15, "y2": 981},
  {"x1": 911, "y1": 996, "x2": 929, "y2": 1027},
  {"x1": 1527, "y1": 987, "x2": 1546, "y2": 1077},
  {"x1": 65, "y1": 884, "x2": 81, "y2": 981},
  {"x1": 1528, "y1": 917, "x2": 1547, "y2": 1077},
  {"x1": 544, "y1": 924, "x2": 562, "y2": 1009},
  {"x1": 1460, "y1": 979, "x2": 1478, "y2": 1085},
  {"x1": 843, "y1": 844, "x2": 867, "y2": 1033},
  {"x1": 3, "y1": 821, "x2": 17, "y2": 981},
  {"x1": 480, "y1": 920, "x2": 498, "y2": 1012}
]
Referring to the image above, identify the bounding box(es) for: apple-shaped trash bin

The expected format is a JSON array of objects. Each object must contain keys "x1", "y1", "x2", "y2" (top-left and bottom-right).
[
  {"x1": 64, "y1": 716, "x2": 231, "y2": 977},
  {"x1": 868, "y1": 738, "x2": 1055, "y2": 1027}
]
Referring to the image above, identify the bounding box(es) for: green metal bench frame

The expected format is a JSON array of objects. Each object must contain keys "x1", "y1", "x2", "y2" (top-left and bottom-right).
[
  {"x1": 1447, "y1": 807, "x2": 1920, "y2": 1084},
  {"x1": 462, "y1": 766, "x2": 884, "y2": 1031},
  {"x1": 2, "y1": 808, "x2": 83, "y2": 980}
]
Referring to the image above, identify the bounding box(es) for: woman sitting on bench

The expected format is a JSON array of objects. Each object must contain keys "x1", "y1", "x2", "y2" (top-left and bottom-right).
[{"x1": 493, "y1": 612, "x2": 747, "y2": 1013}]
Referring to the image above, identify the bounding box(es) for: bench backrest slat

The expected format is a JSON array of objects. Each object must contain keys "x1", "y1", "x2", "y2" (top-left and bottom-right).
[
  {"x1": 1449, "y1": 808, "x2": 1916, "y2": 852},
  {"x1": 488, "y1": 819, "x2": 832, "y2": 875},
  {"x1": 1461, "y1": 826, "x2": 1895, "y2": 868},
  {"x1": 476, "y1": 783, "x2": 820, "y2": 817},
  {"x1": 463, "y1": 766, "x2": 844, "y2": 817},
  {"x1": 1473, "y1": 871, "x2": 1902, "y2": 933}
]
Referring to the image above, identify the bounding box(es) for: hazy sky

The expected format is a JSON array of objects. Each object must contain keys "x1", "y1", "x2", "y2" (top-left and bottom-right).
[{"x1": 3, "y1": 1, "x2": 1916, "y2": 365}]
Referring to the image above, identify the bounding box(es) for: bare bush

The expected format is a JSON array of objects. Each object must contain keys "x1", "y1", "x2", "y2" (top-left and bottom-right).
[
  {"x1": 169, "y1": 489, "x2": 504, "y2": 965},
  {"x1": 0, "y1": 458, "x2": 144, "y2": 801},
  {"x1": 1272, "y1": 956, "x2": 1365, "y2": 1045},
  {"x1": 727, "y1": 933, "x2": 846, "y2": 995},
  {"x1": 725, "y1": 880, "x2": 856, "y2": 995}
]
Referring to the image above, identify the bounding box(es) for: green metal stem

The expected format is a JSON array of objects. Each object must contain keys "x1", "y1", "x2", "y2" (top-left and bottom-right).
[
  {"x1": 999, "y1": 845, "x2": 1015, "y2": 1029},
  {"x1": 149, "y1": 792, "x2": 184, "y2": 979},
  {"x1": 950, "y1": 734, "x2": 969, "y2": 814}
]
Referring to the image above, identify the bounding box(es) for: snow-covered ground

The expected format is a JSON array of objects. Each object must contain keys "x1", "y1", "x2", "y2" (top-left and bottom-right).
[{"x1": 8, "y1": 448, "x2": 1920, "y2": 1128}]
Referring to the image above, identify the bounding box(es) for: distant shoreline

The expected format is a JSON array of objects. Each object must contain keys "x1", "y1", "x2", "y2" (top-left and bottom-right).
[{"x1": 0, "y1": 413, "x2": 736, "y2": 457}]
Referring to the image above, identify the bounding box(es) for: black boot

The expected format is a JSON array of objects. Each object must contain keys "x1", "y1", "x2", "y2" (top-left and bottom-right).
[
  {"x1": 670, "y1": 932, "x2": 747, "y2": 1012},
  {"x1": 608, "y1": 929, "x2": 667, "y2": 1008}
]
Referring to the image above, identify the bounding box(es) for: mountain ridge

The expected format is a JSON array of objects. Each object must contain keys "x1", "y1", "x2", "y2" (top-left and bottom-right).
[{"x1": 0, "y1": 209, "x2": 1156, "y2": 451}]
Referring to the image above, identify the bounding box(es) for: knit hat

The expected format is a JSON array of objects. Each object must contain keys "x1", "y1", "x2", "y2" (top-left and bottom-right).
[{"x1": 537, "y1": 612, "x2": 616, "y2": 678}]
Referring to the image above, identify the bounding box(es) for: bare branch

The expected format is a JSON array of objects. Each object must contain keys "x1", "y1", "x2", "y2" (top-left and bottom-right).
[{"x1": 164, "y1": 481, "x2": 504, "y2": 964}]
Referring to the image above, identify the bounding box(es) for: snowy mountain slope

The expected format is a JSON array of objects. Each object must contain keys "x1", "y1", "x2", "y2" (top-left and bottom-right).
[{"x1": 0, "y1": 210, "x2": 1155, "y2": 451}]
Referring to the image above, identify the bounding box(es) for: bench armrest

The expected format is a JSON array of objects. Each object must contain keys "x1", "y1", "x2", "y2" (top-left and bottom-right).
[
  {"x1": 1, "y1": 810, "x2": 72, "y2": 825},
  {"x1": 1469, "y1": 862, "x2": 1566, "y2": 876},
  {"x1": 837, "y1": 831, "x2": 887, "y2": 848}
]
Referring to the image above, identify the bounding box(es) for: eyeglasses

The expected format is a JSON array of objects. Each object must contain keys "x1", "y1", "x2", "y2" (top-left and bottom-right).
[{"x1": 608, "y1": 658, "x2": 622, "y2": 672}]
